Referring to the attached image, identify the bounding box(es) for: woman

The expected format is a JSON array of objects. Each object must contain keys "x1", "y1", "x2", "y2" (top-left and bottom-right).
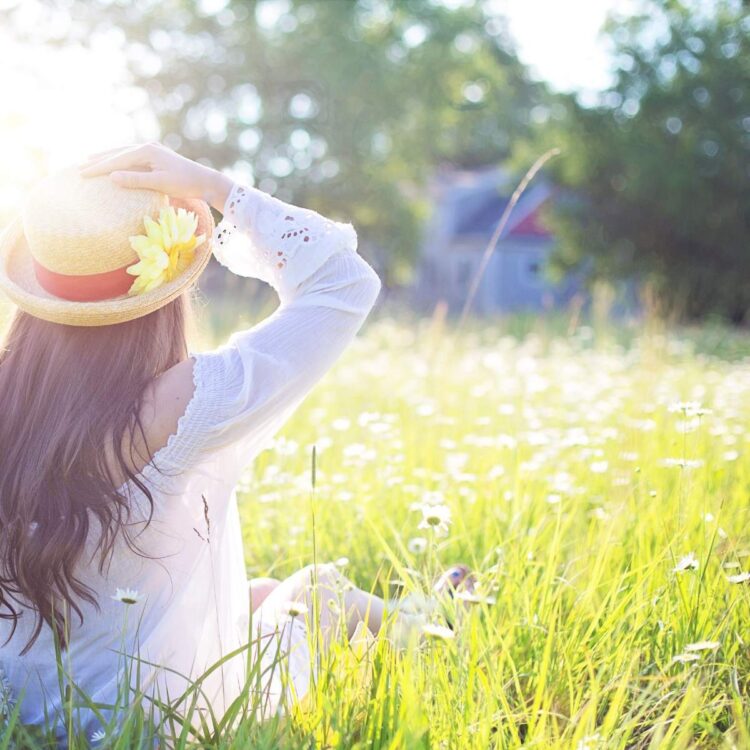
[{"x1": 0, "y1": 143, "x2": 469, "y2": 740}]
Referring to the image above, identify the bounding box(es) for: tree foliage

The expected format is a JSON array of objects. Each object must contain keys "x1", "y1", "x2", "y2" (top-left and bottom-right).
[
  {"x1": 10, "y1": 0, "x2": 747, "y2": 318},
  {"x1": 8, "y1": 0, "x2": 547, "y2": 283},
  {"x1": 534, "y1": 0, "x2": 750, "y2": 321}
]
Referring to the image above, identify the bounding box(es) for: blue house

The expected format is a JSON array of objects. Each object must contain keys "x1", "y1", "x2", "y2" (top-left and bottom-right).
[{"x1": 412, "y1": 165, "x2": 583, "y2": 314}]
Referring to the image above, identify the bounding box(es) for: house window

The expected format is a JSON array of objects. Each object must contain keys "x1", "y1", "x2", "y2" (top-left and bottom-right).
[{"x1": 520, "y1": 254, "x2": 544, "y2": 288}]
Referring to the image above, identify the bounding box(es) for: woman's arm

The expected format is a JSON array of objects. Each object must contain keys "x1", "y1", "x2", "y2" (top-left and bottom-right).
[{"x1": 82, "y1": 143, "x2": 381, "y2": 476}]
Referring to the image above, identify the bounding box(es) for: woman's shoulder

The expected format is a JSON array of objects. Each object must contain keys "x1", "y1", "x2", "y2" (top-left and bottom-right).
[
  {"x1": 141, "y1": 356, "x2": 198, "y2": 453},
  {"x1": 106, "y1": 357, "x2": 198, "y2": 486},
  {"x1": 136, "y1": 349, "x2": 241, "y2": 472}
]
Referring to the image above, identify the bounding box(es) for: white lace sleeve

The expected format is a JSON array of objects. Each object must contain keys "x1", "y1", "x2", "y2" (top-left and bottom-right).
[
  {"x1": 212, "y1": 182, "x2": 359, "y2": 302},
  {"x1": 144, "y1": 181, "x2": 382, "y2": 483}
]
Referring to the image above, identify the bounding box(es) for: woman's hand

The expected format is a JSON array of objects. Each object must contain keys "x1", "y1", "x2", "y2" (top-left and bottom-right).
[{"x1": 78, "y1": 142, "x2": 234, "y2": 213}]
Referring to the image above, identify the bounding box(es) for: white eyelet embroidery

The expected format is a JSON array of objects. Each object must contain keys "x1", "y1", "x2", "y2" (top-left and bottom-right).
[{"x1": 211, "y1": 184, "x2": 344, "y2": 294}]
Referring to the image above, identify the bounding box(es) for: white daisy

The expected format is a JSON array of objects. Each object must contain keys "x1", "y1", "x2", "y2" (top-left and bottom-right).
[
  {"x1": 111, "y1": 588, "x2": 141, "y2": 605},
  {"x1": 576, "y1": 734, "x2": 603, "y2": 750},
  {"x1": 417, "y1": 503, "x2": 452, "y2": 536},
  {"x1": 454, "y1": 590, "x2": 496, "y2": 606},
  {"x1": 407, "y1": 537, "x2": 428, "y2": 555},
  {"x1": 281, "y1": 601, "x2": 309, "y2": 618},
  {"x1": 421, "y1": 623, "x2": 455, "y2": 641},
  {"x1": 673, "y1": 553, "x2": 699, "y2": 573},
  {"x1": 668, "y1": 401, "x2": 711, "y2": 417}
]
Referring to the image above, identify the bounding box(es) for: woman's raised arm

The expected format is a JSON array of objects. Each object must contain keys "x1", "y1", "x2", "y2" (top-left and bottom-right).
[
  {"x1": 180, "y1": 179, "x2": 382, "y2": 467},
  {"x1": 82, "y1": 143, "x2": 382, "y2": 483}
]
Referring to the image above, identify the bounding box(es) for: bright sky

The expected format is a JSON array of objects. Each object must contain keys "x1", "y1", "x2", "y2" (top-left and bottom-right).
[
  {"x1": 0, "y1": 0, "x2": 630, "y2": 214},
  {"x1": 498, "y1": 0, "x2": 636, "y2": 95},
  {"x1": 0, "y1": 19, "x2": 148, "y2": 209}
]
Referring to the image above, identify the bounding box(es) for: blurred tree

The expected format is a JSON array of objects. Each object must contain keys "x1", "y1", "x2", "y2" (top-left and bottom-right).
[
  {"x1": 528, "y1": 0, "x2": 750, "y2": 322},
  {"x1": 8, "y1": 0, "x2": 548, "y2": 285}
]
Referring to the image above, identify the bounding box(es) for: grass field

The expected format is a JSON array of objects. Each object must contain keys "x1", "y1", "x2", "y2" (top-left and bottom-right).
[{"x1": 4, "y1": 312, "x2": 750, "y2": 748}]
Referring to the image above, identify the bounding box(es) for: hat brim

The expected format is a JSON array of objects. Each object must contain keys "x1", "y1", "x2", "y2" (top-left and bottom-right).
[{"x1": 0, "y1": 197, "x2": 214, "y2": 327}]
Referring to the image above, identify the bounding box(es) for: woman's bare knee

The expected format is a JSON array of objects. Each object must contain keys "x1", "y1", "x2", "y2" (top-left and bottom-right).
[{"x1": 248, "y1": 577, "x2": 281, "y2": 612}]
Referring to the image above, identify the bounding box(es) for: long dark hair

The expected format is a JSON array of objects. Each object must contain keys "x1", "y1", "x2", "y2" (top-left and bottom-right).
[{"x1": 0, "y1": 293, "x2": 195, "y2": 654}]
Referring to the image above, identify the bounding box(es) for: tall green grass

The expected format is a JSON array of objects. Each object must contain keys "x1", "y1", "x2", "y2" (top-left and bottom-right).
[{"x1": 3, "y1": 313, "x2": 750, "y2": 748}]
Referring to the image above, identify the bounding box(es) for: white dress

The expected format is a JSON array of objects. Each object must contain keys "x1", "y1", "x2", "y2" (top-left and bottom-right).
[{"x1": 0, "y1": 181, "x2": 382, "y2": 740}]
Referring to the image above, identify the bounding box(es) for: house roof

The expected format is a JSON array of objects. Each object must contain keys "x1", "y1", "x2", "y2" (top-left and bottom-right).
[
  {"x1": 451, "y1": 179, "x2": 553, "y2": 240},
  {"x1": 510, "y1": 209, "x2": 549, "y2": 237},
  {"x1": 453, "y1": 191, "x2": 511, "y2": 236}
]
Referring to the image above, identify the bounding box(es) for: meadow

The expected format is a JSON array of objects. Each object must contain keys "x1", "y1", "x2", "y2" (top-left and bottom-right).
[{"x1": 3, "y1": 311, "x2": 750, "y2": 748}]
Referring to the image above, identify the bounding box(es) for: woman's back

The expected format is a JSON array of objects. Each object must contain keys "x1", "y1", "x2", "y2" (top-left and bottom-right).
[{"x1": 0, "y1": 147, "x2": 381, "y2": 739}]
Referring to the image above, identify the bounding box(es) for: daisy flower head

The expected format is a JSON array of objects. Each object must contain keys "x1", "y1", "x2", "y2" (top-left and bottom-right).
[
  {"x1": 454, "y1": 590, "x2": 496, "y2": 606},
  {"x1": 668, "y1": 401, "x2": 711, "y2": 417},
  {"x1": 576, "y1": 734, "x2": 603, "y2": 750},
  {"x1": 126, "y1": 206, "x2": 205, "y2": 296},
  {"x1": 418, "y1": 503, "x2": 452, "y2": 536},
  {"x1": 673, "y1": 552, "x2": 699, "y2": 573},
  {"x1": 421, "y1": 622, "x2": 455, "y2": 641},
  {"x1": 281, "y1": 600, "x2": 309, "y2": 618},
  {"x1": 111, "y1": 587, "x2": 141, "y2": 605},
  {"x1": 407, "y1": 537, "x2": 428, "y2": 555}
]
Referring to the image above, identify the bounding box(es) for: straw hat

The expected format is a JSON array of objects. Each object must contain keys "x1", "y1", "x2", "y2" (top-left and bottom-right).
[{"x1": 0, "y1": 165, "x2": 214, "y2": 326}]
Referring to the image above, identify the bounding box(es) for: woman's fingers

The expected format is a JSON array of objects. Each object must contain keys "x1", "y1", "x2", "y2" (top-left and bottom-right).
[
  {"x1": 79, "y1": 144, "x2": 137, "y2": 164},
  {"x1": 109, "y1": 170, "x2": 166, "y2": 191},
  {"x1": 76, "y1": 142, "x2": 218, "y2": 200},
  {"x1": 78, "y1": 145, "x2": 143, "y2": 171},
  {"x1": 79, "y1": 143, "x2": 159, "y2": 177}
]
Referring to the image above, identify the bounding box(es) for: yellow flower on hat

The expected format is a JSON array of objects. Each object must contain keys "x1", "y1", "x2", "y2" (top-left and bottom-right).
[{"x1": 126, "y1": 206, "x2": 206, "y2": 296}]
